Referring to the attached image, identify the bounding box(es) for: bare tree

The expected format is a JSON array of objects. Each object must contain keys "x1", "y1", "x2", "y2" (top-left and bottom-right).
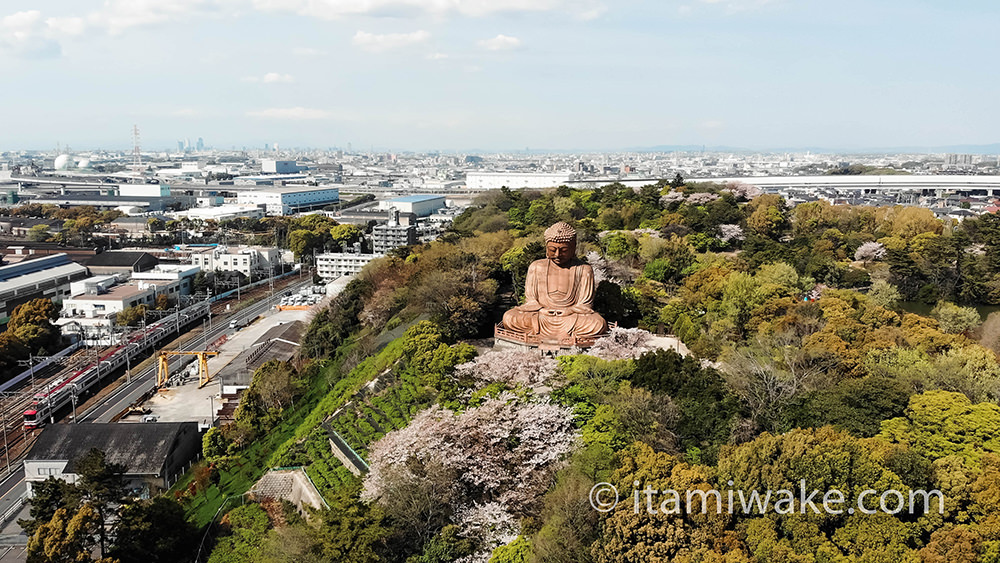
[{"x1": 721, "y1": 334, "x2": 830, "y2": 431}]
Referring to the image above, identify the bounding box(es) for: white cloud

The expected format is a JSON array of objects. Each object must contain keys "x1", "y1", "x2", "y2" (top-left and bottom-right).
[
  {"x1": 477, "y1": 34, "x2": 521, "y2": 51},
  {"x1": 246, "y1": 107, "x2": 334, "y2": 120},
  {"x1": 0, "y1": 11, "x2": 61, "y2": 58},
  {"x1": 426, "y1": 52, "x2": 449, "y2": 60},
  {"x1": 45, "y1": 16, "x2": 88, "y2": 36},
  {"x1": 263, "y1": 72, "x2": 294, "y2": 83},
  {"x1": 242, "y1": 72, "x2": 295, "y2": 83},
  {"x1": 292, "y1": 46, "x2": 326, "y2": 56},
  {"x1": 577, "y1": 5, "x2": 607, "y2": 20},
  {"x1": 252, "y1": 0, "x2": 572, "y2": 19},
  {"x1": 701, "y1": 120, "x2": 725, "y2": 129},
  {"x1": 172, "y1": 108, "x2": 200, "y2": 117},
  {"x1": 352, "y1": 30, "x2": 430, "y2": 53},
  {"x1": 699, "y1": 0, "x2": 781, "y2": 13}
]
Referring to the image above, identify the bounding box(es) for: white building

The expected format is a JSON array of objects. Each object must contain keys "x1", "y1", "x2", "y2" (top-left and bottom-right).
[
  {"x1": 119, "y1": 184, "x2": 171, "y2": 198},
  {"x1": 262, "y1": 160, "x2": 299, "y2": 174},
  {"x1": 131, "y1": 264, "x2": 200, "y2": 296},
  {"x1": 172, "y1": 204, "x2": 265, "y2": 221},
  {"x1": 60, "y1": 265, "x2": 200, "y2": 327},
  {"x1": 378, "y1": 195, "x2": 446, "y2": 217},
  {"x1": 61, "y1": 283, "x2": 156, "y2": 323},
  {"x1": 316, "y1": 252, "x2": 381, "y2": 281},
  {"x1": 465, "y1": 172, "x2": 575, "y2": 191},
  {"x1": 237, "y1": 186, "x2": 339, "y2": 215},
  {"x1": 190, "y1": 246, "x2": 282, "y2": 279}
]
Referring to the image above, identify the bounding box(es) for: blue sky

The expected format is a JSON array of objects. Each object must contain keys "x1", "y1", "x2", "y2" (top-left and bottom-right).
[{"x1": 0, "y1": 0, "x2": 997, "y2": 152}]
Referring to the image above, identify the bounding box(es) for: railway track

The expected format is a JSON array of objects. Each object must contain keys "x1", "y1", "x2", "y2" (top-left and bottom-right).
[{"x1": 0, "y1": 274, "x2": 310, "y2": 478}]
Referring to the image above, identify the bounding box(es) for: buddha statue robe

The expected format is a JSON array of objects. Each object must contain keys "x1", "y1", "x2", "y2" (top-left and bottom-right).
[{"x1": 501, "y1": 257, "x2": 607, "y2": 341}]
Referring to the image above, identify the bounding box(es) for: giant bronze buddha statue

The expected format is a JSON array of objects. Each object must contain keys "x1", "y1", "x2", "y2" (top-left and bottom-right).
[{"x1": 499, "y1": 222, "x2": 608, "y2": 346}]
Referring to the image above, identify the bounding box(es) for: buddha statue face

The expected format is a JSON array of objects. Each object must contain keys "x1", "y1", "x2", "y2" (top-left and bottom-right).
[{"x1": 546, "y1": 240, "x2": 576, "y2": 268}]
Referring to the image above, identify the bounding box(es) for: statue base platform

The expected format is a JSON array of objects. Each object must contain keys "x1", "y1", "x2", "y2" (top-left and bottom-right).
[{"x1": 493, "y1": 322, "x2": 616, "y2": 352}]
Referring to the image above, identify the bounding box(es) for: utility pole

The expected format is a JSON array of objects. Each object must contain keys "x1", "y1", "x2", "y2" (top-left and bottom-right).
[
  {"x1": 70, "y1": 385, "x2": 79, "y2": 423},
  {"x1": 1, "y1": 395, "x2": 9, "y2": 475},
  {"x1": 125, "y1": 344, "x2": 132, "y2": 385},
  {"x1": 16, "y1": 355, "x2": 47, "y2": 392},
  {"x1": 207, "y1": 395, "x2": 215, "y2": 428}
]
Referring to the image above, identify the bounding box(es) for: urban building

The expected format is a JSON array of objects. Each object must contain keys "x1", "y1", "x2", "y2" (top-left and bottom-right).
[
  {"x1": 0, "y1": 253, "x2": 88, "y2": 323},
  {"x1": 171, "y1": 204, "x2": 265, "y2": 221},
  {"x1": 109, "y1": 215, "x2": 170, "y2": 237},
  {"x1": 0, "y1": 217, "x2": 64, "y2": 237},
  {"x1": 261, "y1": 160, "x2": 299, "y2": 174},
  {"x1": 60, "y1": 264, "x2": 199, "y2": 327},
  {"x1": 372, "y1": 211, "x2": 417, "y2": 254},
  {"x1": 465, "y1": 172, "x2": 575, "y2": 191},
  {"x1": 236, "y1": 186, "x2": 339, "y2": 215},
  {"x1": 316, "y1": 252, "x2": 381, "y2": 281},
  {"x1": 190, "y1": 246, "x2": 281, "y2": 279},
  {"x1": 119, "y1": 184, "x2": 171, "y2": 198},
  {"x1": 84, "y1": 251, "x2": 159, "y2": 276},
  {"x1": 61, "y1": 282, "x2": 158, "y2": 324},
  {"x1": 131, "y1": 264, "x2": 200, "y2": 296},
  {"x1": 0, "y1": 243, "x2": 97, "y2": 264},
  {"x1": 379, "y1": 195, "x2": 446, "y2": 217},
  {"x1": 25, "y1": 423, "x2": 202, "y2": 497}
]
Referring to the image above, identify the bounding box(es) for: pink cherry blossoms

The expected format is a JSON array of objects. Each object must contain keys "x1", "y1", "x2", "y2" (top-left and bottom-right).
[{"x1": 453, "y1": 348, "x2": 558, "y2": 388}]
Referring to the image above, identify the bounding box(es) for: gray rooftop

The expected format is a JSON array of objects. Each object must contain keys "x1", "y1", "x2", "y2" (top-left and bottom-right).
[{"x1": 27, "y1": 422, "x2": 197, "y2": 476}]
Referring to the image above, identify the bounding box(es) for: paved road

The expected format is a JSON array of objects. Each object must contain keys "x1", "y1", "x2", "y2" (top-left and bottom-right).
[
  {"x1": 80, "y1": 279, "x2": 313, "y2": 424},
  {"x1": 0, "y1": 278, "x2": 317, "y2": 559}
]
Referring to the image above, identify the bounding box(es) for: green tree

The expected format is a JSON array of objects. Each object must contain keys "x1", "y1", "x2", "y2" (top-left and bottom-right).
[
  {"x1": 27, "y1": 224, "x2": 51, "y2": 242},
  {"x1": 74, "y1": 449, "x2": 126, "y2": 557},
  {"x1": 931, "y1": 301, "x2": 981, "y2": 334},
  {"x1": 868, "y1": 279, "x2": 902, "y2": 308},
  {"x1": 110, "y1": 497, "x2": 197, "y2": 563},
  {"x1": 330, "y1": 223, "x2": 364, "y2": 249},
  {"x1": 8, "y1": 298, "x2": 60, "y2": 353},
  {"x1": 603, "y1": 232, "x2": 638, "y2": 261},
  {"x1": 288, "y1": 229, "x2": 319, "y2": 261},
  {"x1": 317, "y1": 483, "x2": 390, "y2": 563},
  {"x1": 880, "y1": 390, "x2": 1000, "y2": 466},
  {"x1": 27, "y1": 504, "x2": 112, "y2": 563},
  {"x1": 18, "y1": 477, "x2": 82, "y2": 536},
  {"x1": 115, "y1": 305, "x2": 147, "y2": 327},
  {"x1": 208, "y1": 504, "x2": 271, "y2": 563}
]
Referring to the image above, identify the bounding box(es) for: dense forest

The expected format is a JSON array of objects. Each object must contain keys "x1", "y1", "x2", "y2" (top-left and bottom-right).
[{"x1": 22, "y1": 180, "x2": 1000, "y2": 563}]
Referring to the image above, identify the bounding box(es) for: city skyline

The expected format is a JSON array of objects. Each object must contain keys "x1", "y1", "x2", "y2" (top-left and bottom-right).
[{"x1": 1, "y1": 0, "x2": 998, "y2": 152}]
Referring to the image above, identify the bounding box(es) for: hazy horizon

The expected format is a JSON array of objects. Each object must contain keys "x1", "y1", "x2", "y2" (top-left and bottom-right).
[{"x1": 2, "y1": 0, "x2": 997, "y2": 152}]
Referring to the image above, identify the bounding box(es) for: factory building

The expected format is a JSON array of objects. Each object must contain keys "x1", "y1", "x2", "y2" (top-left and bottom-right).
[{"x1": 236, "y1": 186, "x2": 339, "y2": 215}]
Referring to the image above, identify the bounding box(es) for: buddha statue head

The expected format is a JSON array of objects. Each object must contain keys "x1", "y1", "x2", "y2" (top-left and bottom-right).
[{"x1": 544, "y1": 221, "x2": 577, "y2": 268}]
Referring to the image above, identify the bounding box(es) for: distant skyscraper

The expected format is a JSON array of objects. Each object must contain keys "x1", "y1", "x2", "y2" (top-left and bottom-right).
[
  {"x1": 264, "y1": 143, "x2": 270, "y2": 151},
  {"x1": 197, "y1": 137, "x2": 204, "y2": 151},
  {"x1": 177, "y1": 140, "x2": 184, "y2": 152}
]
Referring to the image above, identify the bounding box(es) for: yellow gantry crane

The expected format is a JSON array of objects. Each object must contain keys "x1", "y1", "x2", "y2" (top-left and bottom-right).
[{"x1": 156, "y1": 350, "x2": 220, "y2": 388}]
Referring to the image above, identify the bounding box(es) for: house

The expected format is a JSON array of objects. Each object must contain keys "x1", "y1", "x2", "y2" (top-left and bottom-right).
[
  {"x1": 24, "y1": 422, "x2": 202, "y2": 498},
  {"x1": 83, "y1": 251, "x2": 159, "y2": 275},
  {"x1": 110, "y1": 215, "x2": 170, "y2": 237},
  {"x1": 0, "y1": 217, "x2": 65, "y2": 237}
]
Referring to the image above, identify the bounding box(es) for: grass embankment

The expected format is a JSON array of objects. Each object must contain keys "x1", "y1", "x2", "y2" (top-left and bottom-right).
[
  {"x1": 172, "y1": 328, "x2": 409, "y2": 526},
  {"x1": 171, "y1": 352, "x2": 341, "y2": 527}
]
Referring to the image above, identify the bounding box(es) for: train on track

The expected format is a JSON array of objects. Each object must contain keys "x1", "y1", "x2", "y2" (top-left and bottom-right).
[{"x1": 23, "y1": 301, "x2": 210, "y2": 429}]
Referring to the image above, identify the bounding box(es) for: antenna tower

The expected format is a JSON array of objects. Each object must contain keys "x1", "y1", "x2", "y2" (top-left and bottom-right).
[{"x1": 132, "y1": 125, "x2": 142, "y2": 170}]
